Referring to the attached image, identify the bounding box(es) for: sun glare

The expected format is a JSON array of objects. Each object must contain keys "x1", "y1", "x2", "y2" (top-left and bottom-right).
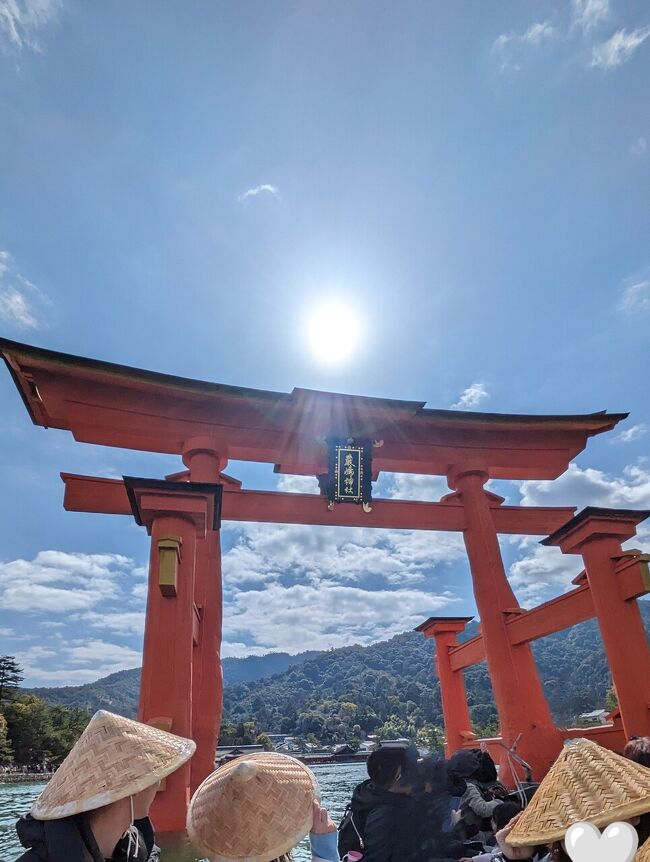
[{"x1": 306, "y1": 302, "x2": 361, "y2": 364}]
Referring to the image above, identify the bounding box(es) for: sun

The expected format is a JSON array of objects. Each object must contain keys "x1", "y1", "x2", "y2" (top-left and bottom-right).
[{"x1": 305, "y1": 302, "x2": 361, "y2": 365}]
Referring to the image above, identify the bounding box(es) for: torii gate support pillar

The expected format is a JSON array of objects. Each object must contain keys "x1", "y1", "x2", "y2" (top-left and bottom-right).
[
  {"x1": 125, "y1": 476, "x2": 222, "y2": 831},
  {"x1": 542, "y1": 507, "x2": 650, "y2": 740},
  {"x1": 182, "y1": 438, "x2": 227, "y2": 793},
  {"x1": 449, "y1": 467, "x2": 562, "y2": 782},
  {"x1": 417, "y1": 617, "x2": 474, "y2": 756}
]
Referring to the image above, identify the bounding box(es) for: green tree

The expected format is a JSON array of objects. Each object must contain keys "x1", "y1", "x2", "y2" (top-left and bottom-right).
[
  {"x1": 4, "y1": 695, "x2": 53, "y2": 765},
  {"x1": 471, "y1": 718, "x2": 500, "y2": 739},
  {"x1": 46, "y1": 705, "x2": 90, "y2": 765},
  {"x1": 0, "y1": 656, "x2": 24, "y2": 706},
  {"x1": 417, "y1": 723, "x2": 444, "y2": 752},
  {"x1": 605, "y1": 686, "x2": 618, "y2": 711},
  {"x1": 0, "y1": 713, "x2": 13, "y2": 763},
  {"x1": 255, "y1": 733, "x2": 273, "y2": 751},
  {"x1": 3, "y1": 694, "x2": 89, "y2": 767}
]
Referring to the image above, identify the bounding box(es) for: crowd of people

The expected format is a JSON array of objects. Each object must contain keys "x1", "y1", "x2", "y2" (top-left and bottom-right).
[{"x1": 11, "y1": 710, "x2": 650, "y2": 862}]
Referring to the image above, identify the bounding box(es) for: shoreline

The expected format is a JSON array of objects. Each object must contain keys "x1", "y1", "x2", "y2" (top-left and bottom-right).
[{"x1": 0, "y1": 774, "x2": 52, "y2": 784}]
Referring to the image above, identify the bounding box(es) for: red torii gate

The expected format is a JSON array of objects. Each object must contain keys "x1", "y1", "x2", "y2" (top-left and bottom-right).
[{"x1": 1, "y1": 337, "x2": 648, "y2": 831}]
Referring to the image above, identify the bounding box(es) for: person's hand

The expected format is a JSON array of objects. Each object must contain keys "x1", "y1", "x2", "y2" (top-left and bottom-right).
[
  {"x1": 450, "y1": 808, "x2": 462, "y2": 825},
  {"x1": 311, "y1": 801, "x2": 337, "y2": 834},
  {"x1": 495, "y1": 814, "x2": 536, "y2": 860}
]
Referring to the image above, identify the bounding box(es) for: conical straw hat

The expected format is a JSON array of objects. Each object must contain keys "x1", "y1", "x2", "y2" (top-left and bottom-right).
[
  {"x1": 187, "y1": 752, "x2": 319, "y2": 862},
  {"x1": 508, "y1": 739, "x2": 650, "y2": 846},
  {"x1": 637, "y1": 838, "x2": 650, "y2": 862},
  {"x1": 31, "y1": 710, "x2": 195, "y2": 820}
]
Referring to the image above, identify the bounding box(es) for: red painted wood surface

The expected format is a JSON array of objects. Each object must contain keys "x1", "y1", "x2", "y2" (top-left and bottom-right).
[{"x1": 61, "y1": 472, "x2": 574, "y2": 535}]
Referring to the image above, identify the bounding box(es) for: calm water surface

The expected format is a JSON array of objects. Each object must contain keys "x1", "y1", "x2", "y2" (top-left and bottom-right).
[{"x1": 1, "y1": 762, "x2": 367, "y2": 862}]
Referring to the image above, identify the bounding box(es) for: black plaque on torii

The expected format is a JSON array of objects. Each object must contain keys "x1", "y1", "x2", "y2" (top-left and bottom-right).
[{"x1": 319, "y1": 437, "x2": 373, "y2": 512}]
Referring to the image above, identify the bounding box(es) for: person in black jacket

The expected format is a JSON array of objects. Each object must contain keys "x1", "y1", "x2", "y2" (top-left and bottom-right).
[
  {"x1": 349, "y1": 747, "x2": 420, "y2": 862},
  {"x1": 14, "y1": 807, "x2": 156, "y2": 862},
  {"x1": 14, "y1": 710, "x2": 195, "y2": 862},
  {"x1": 414, "y1": 757, "x2": 466, "y2": 861}
]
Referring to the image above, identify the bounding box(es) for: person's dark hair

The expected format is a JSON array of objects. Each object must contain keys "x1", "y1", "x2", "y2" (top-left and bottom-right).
[
  {"x1": 367, "y1": 748, "x2": 409, "y2": 789},
  {"x1": 447, "y1": 749, "x2": 480, "y2": 779},
  {"x1": 624, "y1": 736, "x2": 650, "y2": 768},
  {"x1": 418, "y1": 755, "x2": 447, "y2": 789},
  {"x1": 491, "y1": 801, "x2": 521, "y2": 831}
]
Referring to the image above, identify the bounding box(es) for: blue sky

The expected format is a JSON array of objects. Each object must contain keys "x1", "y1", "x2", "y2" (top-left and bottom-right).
[{"x1": 0, "y1": 0, "x2": 648, "y2": 686}]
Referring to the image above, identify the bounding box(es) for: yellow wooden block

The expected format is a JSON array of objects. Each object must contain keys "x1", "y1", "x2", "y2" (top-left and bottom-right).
[{"x1": 158, "y1": 536, "x2": 182, "y2": 597}]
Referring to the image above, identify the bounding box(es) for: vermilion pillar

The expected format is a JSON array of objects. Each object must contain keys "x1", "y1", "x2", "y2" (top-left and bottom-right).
[
  {"x1": 125, "y1": 477, "x2": 222, "y2": 832},
  {"x1": 448, "y1": 467, "x2": 561, "y2": 781},
  {"x1": 182, "y1": 437, "x2": 226, "y2": 793},
  {"x1": 542, "y1": 507, "x2": 650, "y2": 740},
  {"x1": 416, "y1": 617, "x2": 474, "y2": 755}
]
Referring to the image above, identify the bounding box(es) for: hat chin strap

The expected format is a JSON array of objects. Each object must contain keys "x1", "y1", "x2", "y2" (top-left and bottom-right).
[{"x1": 122, "y1": 795, "x2": 140, "y2": 859}]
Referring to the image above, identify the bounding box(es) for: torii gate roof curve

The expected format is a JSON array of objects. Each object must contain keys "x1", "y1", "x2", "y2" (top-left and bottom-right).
[{"x1": 0, "y1": 337, "x2": 627, "y2": 482}]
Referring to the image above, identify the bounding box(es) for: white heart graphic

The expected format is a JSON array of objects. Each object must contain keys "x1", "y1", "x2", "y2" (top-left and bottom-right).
[{"x1": 565, "y1": 821, "x2": 638, "y2": 862}]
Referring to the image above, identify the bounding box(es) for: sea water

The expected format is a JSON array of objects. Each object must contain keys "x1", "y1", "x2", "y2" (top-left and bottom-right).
[{"x1": 0, "y1": 762, "x2": 368, "y2": 862}]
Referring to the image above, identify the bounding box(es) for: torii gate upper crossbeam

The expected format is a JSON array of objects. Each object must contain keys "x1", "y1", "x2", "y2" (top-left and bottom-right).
[{"x1": 61, "y1": 473, "x2": 575, "y2": 535}]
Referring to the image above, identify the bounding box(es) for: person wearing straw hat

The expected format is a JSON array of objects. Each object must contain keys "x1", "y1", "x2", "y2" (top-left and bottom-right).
[
  {"x1": 186, "y1": 752, "x2": 340, "y2": 862},
  {"x1": 625, "y1": 737, "x2": 650, "y2": 848},
  {"x1": 490, "y1": 738, "x2": 650, "y2": 862},
  {"x1": 14, "y1": 710, "x2": 196, "y2": 862}
]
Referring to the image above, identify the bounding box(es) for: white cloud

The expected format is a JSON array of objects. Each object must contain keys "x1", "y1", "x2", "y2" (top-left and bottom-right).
[
  {"x1": 0, "y1": 627, "x2": 14, "y2": 636},
  {"x1": 219, "y1": 506, "x2": 465, "y2": 657},
  {"x1": 590, "y1": 26, "x2": 650, "y2": 69},
  {"x1": 510, "y1": 460, "x2": 650, "y2": 605},
  {"x1": 520, "y1": 461, "x2": 650, "y2": 510},
  {"x1": 0, "y1": 0, "x2": 61, "y2": 52},
  {"x1": 509, "y1": 536, "x2": 583, "y2": 606},
  {"x1": 451, "y1": 382, "x2": 489, "y2": 410},
  {"x1": 131, "y1": 581, "x2": 148, "y2": 600},
  {"x1": 383, "y1": 473, "x2": 450, "y2": 502},
  {"x1": 2, "y1": 582, "x2": 99, "y2": 613},
  {"x1": 223, "y1": 582, "x2": 458, "y2": 654},
  {"x1": 614, "y1": 424, "x2": 648, "y2": 443},
  {"x1": 79, "y1": 611, "x2": 145, "y2": 636},
  {"x1": 221, "y1": 641, "x2": 273, "y2": 659},
  {"x1": 0, "y1": 250, "x2": 51, "y2": 330},
  {"x1": 66, "y1": 639, "x2": 142, "y2": 667},
  {"x1": 572, "y1": 0, "x2": 609, "y2": 33},
  {"x1": 630, "y1": 137, "x2": 647, "y2": 157},
  {"x1": 0, "y1": 551, "x2": 139, "y2": 613},
  {"x1": 222, "y1": 520, "x2": 465, "y2": 590},
  {"x1": 619, "y1": 280, "x2": 650, "y2": 315},
  {"x1": 237, "y1": 184, "x2": 280, "y2": 204},
  {"x1": 493, "y1": 21, "x2": 555, "y2": 71},
  {"x1": 276, "y1": 474, "x2": 320, "y2": 494},
  {"x1": 522, "y1": 22, "x2": 556, "y2": 45}
]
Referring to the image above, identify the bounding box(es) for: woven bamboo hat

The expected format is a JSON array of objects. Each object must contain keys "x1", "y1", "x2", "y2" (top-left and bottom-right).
[
  {"x1": 508, "y1": 738, "x2": 650, "y2": 846},
  {"x1": 187, "y1": 752, "x2": 319, "y2": 862},
  {"x1": 637, "y1": 838, "x2": 650, "y2": 861},
  {"x1": 31, "y1": 710, "x2": 195, "y2": 820}
]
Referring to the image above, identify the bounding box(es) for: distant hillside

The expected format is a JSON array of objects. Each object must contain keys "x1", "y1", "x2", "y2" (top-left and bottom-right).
[
  {"x1": 224, "y1": 650, "x2": 321, "y2": 684},
  {"x1": 28, "y1": 649, "x2": 321, "y2": 716},
  {"x1": 27, "y1": 604, "x2": 650, "y2": 743},
  {"x1": 221, "y1": 604, "x2": 650, "y2": 740},
  {"x1": 29, "y1": 667, "x2": 141, "y2": 716}
]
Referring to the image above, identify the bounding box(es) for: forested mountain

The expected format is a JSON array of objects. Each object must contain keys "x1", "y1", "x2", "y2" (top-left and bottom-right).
[
  {"x1": 27, "y1": 649, "x2": 321, "y2": 715},
  {"x1": 27, "y1": 603, "x2": 650, "y2": 746}
]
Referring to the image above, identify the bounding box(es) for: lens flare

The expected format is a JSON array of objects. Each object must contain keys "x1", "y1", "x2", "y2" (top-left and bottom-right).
[{"x1": 306, "y1": 302, "x2": 361, "y2": 364}]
